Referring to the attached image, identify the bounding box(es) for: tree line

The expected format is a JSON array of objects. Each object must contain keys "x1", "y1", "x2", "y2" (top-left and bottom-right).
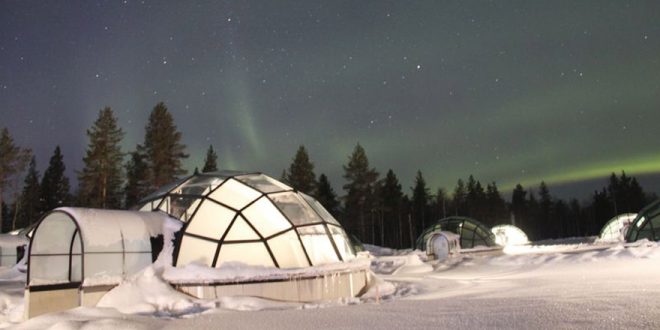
[{"x1": 1, "y1": 104, "x2": 657, "y2": 248}]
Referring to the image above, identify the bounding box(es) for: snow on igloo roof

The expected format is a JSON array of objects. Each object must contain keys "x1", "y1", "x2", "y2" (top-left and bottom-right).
[{"x1": 136, "y1": 171, "x2": 354, "y2": 269}]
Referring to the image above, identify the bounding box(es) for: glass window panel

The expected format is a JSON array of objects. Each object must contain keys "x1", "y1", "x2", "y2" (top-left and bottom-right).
[
  {"x1": 224, "y1": 216, "x2": 260, "y2": 241},
  {"x1": 124, "y1": 253, "x2": 153, "y2": 275},
  {"x1": 29, "y1": 255, "x2": 71, "y2": 284},
  {"x1": 173, "y1": 175, "x2": 225, "y2": 197},
  {"x1": 140, "y1": 177, "x2": 187, "y2": 202},
  {"x1": 297, "y1": 225, "x2": 340, "y2": 265},
  {"x1": 176, "y1": 235, "x2": 218, "y2": 267},
  {"x1": 216, "y1": 242, "x2": 275, "y2": 268},
  {"x1": 461, "y1": 238, "x2": 474, "y2": 249},
  {"x1": 328, "y1": 225, "x2": 355, "y2": 261},
  {"x1": 70, "y1": 254, "x2": 82, "y2": 282},
  {"x1": 158, "y1": 195, "x2": 202, "y2": 222},
  {"x1": 209, "y1": 178, "x2": 261, "y2": 210},
  {"x1": 31, "y1": 213, "x2": 77, "y2": 254},
  {"x1": 300, "y1": 193, "x2": 340, "y2": 225},
  {"x1": 186, "y1": 200, "x2": 236, "y2": 240},
  {"x1": 235, "y1": 174, "x2": 292, "y2": 193},
  {"x1": 267, "y1": 230, "x2": 309, "y2": 268},
  {"x1": 85, "y1": 253, "x2": 123, "y2": 278},
  {"x1": 241, "y1": 197, "x2": 292, "y2": 237},
  {"x1": 270, "y1": 192, "x2": 324, "y2": 226}
]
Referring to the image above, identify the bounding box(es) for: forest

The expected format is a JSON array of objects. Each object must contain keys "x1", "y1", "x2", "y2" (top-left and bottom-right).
[{"x1": 1, "y1": 103, "x2": 656, "y2": 248}]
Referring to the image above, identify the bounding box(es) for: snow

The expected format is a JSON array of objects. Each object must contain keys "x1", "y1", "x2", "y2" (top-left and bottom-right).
[{"x1": 3, "y1": 238, "x2": 660, "y2": 328}]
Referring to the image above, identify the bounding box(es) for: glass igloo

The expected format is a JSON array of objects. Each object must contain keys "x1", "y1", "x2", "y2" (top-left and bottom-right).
[
  {"x1": 626, "y1": 199, "x2": 660, "y2": 242},
  {"x1": 135, "y1": 171, "x2": 354, "y2": 269},
  {"x1": 599, "y1": 213, "x2": 637, "y2": 242},
  {"x1": 416, "y1": 216, "x2": 498, "y2": 250}
]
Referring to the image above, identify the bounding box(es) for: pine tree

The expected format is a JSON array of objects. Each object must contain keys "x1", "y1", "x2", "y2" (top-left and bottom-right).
[
  {"x1": 378, "y1": 169, "x2": 404, "y2": 248},
  {"x1": 140, "y1": 102, "x2": 188, "y2": 191},
  {"x1": 16, "y1": 157, "x2": 41, "y2": 229},
  {"x1": 124, "y1": 150, "x2": 149, "y2": 208},
  {"x1": 411, "y1": 170, "x2": 430, "y2": 236},
  {"x1": 342, "y1": 143, "x2": 378, "y2": 242},
  {"x1": 538, "y1": 181, "x2": 554, "y2": 238},
  {"x1": 510, "y1": 184, "x2": 527, "y2": 228},
  {"x1": 78, "y1": 107, "x2": 125, "y2": 209},
  {"x1": 40, "y1": 146, "x2": 70, "y2": 212},
  {"x1": 286, "y1": 145, "x2": 317, "y2": 195},
  {"x1": 453, "y1": 179, "x2": 467, "y2": 215},
  {"x1": 316, "y1": 174, "x2": 339, "y2": 215},
  {"x1": 485, "y1": 182, "x2": 507, "y2": 226},
  {"x1": 0, "y1": 128, "x2": 31, "y2": 232},
  {"x1": 202, "y1": 145, "x2": 218, "y2": 173},
  {"x1": 433, "y1": 187, "x2": 449, "y2": 220}
]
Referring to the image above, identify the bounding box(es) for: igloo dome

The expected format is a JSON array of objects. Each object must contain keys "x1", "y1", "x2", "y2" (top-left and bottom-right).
[{"x1": 135, "y1": 171, "x2": 354, "y2": 269}]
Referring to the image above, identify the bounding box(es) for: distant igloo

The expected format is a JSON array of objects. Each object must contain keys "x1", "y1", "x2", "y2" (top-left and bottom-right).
[
  {"x1": 135, "y1": 171, "x2": 355, "y2": 268},
  {"x1": 626, "y1": 199, "x2": 660, "y2": 242},
  {"x1": 491, "y1": 224, "x2": 529, "y2": 246},
  {"x1": 599, "y1": 213, "x2": 637, "y2": 242},
  {"x1": 416, "y1": 216, "x2": 498, "y2": 250}
]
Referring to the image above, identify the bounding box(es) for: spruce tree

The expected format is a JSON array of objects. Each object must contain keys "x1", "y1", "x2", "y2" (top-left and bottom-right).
[
  {"x1": 434, "y1": 187, "x2": 449, "y2": 220},
  {"x1": 140, "y1": 102, "x2": 188, "y2": 191},
  {"x1": 485, "y1": 182, "x2": 507, "y2": 226},
  {"x1": 202, "y1": 145, "x2": 218, "y2": 173},
  {"x1": 16, "y1": 157, "x2": 41, "y2": 229},
  {"x1": 379, "y1": 169, "x2": 404, "y2": 248},
  {"x1": 286, "y1": 145, "x2": 317, "y2": 195},
  {"x1": 316, "y1": 174, "x2": 339, "y2": 215},
  {"x1": 40, "y1": 146, "x2": 70, "y2": 212},
  {"x1": 342, "y1": 143, "x2": 378, "y2": 241},
  {"x1": 78, "y1": 107, "x2": 125, "y2": 209},
  {"x1": 411, "y1": 170, "x2": 430, "y2": 236},
  {"x1": 124, "y1": 150, "x2": 149, "y2": 208},
  {"x1": 453, "y1": 179, "x2": 467, "y2": 215},
  {"x1": 0, "y1": 128, "x2": 31, "y2": 231},
  {"x1": 510, "y1": 184, "x2": 527, "y2": 228},
  {"x1": 538, "y1": 182, "x2": 554, "y2": 238}
]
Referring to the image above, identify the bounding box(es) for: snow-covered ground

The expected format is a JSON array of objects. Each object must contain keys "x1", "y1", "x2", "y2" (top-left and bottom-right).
[{"x1": 4, "y1": 239, "x2": 660, "y2": 329}]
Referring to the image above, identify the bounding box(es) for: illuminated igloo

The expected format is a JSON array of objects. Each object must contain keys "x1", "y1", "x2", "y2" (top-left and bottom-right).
[
  {"x1": 135, "y1": 171, "x2": 370, "y2": 302},
  {"x1": 599, "y1": 213, "x2": 636, "y2": 242},
  {"x1": 136, "y1": 171, "x2": 354, "y2": 268}
]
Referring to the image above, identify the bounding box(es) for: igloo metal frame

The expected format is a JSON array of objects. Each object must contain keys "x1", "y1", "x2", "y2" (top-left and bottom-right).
[{"x1": 136, "y1": 171, "x2": 353, "y2": 269}]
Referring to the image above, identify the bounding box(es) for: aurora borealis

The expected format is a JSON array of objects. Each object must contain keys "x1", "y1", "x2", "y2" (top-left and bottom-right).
[{"x1": 2, "y1": 1, "x2": 660, "y2": 198}]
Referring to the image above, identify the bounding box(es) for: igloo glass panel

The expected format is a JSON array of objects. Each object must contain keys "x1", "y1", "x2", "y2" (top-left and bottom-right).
[
  {"x1": 125, "y1": 253, "x2": 153, "y2": 274},
  {"x1": 217, "y1": 242, "x2": 275, "y2": 267},
  {"x1": 209, "y1": 179, "x2": 261, "y2": 210},
  {"x1": 159, "y1": 195, "x2": 202, "y2": 222},
  {"x1": 31, "y1": 213, "x2": 77, "y2": 254},
  {"x1": 177, "y1": 235, "x2": 218, "y2": 267},
  {"x1": 241, "y1": 197, "x2": 292, "y2": 237},
  {"x1": 270, "y1": 192, "x2": 323, "y2": 226},
  {"x1": 235, "y1": 174, "x2": 292, "y2": 193},
  {"x1": 297, "y1": 225, "x2": 339, "y2": 265},
  {"x1": 267, "y1": 230, "x2": 309, "y2": 268},
  {"x1": 137, "y1": 198, "x2": 162, "y2": 211},
  {"x1": 186, "y1": 200, "x2": 236, "y2": 240},
  {"x1": 85, "y1": 253, "x2": 123, "y2": 278},
  {"x1": 141, "y1": 177, "x2": 186, "y2": 202},
  {"x1": 174, "y1": 175, "x2": 225, "y2": 196},
  {"x1": 29, "y1": 255, "x2": 71, "y2": 284},
  {"x1": 300, "y1": 193, "x2": 340, "y2": 225},
  {"x1": 329, "y1": 225, "x2": 354, "y2": 261},
  {"x1": 224, "y1": 216, "x2": 260, "y2": 241}
]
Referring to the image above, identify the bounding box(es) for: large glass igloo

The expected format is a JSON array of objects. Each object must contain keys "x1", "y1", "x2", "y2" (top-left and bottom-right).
[
  {"x1": 626, "y1": 199, "x2": 660, "y2": 242},
  {"x1": 135, "y1": 171, "x2": 354, "y2": 269}
]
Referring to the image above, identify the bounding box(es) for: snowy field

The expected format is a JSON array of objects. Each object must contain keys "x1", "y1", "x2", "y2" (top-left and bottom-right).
[{"x1": 3, "y1": 239, "x2": 660, "y2": 329}]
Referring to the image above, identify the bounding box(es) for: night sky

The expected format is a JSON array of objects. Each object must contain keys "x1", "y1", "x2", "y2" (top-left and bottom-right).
[{"x1": 2, "y1": 1, "x2": 660, "y2": 199}]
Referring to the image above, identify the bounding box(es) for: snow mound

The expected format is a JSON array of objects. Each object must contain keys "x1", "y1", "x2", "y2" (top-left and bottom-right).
[{"x1": 97, "y1": 266, "x2": 204, "y2": 316}]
